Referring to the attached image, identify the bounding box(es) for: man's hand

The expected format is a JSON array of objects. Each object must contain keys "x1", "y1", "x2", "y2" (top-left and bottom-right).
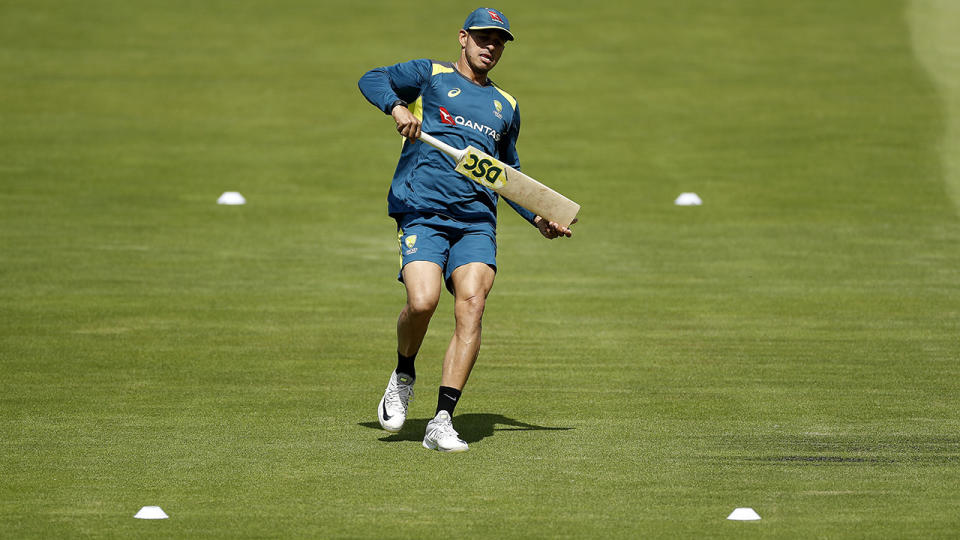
[
  {"x1": 535, "y1": 216, "x2": 576, "y2": 239},
  {"x1": 392, "y1": 104, "x2": 421, "y2": 142}
]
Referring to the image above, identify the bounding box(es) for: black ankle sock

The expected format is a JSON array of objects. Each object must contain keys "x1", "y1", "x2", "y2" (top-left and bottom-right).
[
  {"x1": 436, "y1": 386, "x2": 462, "y2": 415},
  {"x1": 396, "y1": 352, "x2": 416, "y2": 380}
]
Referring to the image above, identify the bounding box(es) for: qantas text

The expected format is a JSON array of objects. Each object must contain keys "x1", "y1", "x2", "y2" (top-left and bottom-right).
[{"x1": 439, "y1": 107, "x2": 501, "y2": 141}]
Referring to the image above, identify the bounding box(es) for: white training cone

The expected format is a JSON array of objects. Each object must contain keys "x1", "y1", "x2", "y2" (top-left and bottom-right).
[
  {"x1": 727, "y1": 507, "x2": 761, "y2": 521},
  {"x1": 674, "y1": 192, "x2": 702, "y2": 206},
  {"x1": 217, "y1": 191, "x2": 246, "y2": 205},
  {"x1": 134, "y1": 506, "x2": 169, "y2": 519}
]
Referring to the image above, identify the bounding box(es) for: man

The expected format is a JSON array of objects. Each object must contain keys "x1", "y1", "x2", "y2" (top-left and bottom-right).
[{"x1": 358, "y1": 8, "x2": 574, "y2": 452}]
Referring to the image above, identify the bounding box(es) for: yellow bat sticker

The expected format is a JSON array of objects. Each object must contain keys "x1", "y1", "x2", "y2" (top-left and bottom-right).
[{"x1": 455, "y1": 148, "x2": 507, "y2": 190}]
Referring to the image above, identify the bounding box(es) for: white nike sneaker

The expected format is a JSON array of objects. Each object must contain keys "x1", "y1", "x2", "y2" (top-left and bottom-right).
[
  {"x1": 377, "y1": 371, "x2": 415, "y2": 432},
  {"x1": 422, "y1": 410, "x2": 469, "y2": 452}
]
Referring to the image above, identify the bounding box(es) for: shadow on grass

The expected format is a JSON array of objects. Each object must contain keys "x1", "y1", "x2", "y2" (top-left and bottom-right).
[{"x1": 358, "y1": 413, "x2": 573, "y2": 444}]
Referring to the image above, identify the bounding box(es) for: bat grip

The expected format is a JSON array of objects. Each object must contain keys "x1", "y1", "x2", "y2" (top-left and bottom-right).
[{"x1": 418, "y1": 132, "x2": 465, "y2": 161}]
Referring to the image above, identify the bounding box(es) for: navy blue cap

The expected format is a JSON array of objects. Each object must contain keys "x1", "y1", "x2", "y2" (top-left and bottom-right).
[{"x1": 463, "y1": 8, "x2": 514, "y2": 41}]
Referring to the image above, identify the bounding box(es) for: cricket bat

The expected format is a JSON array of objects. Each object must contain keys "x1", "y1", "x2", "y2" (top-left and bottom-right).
[{"x1": 418, "y1": 132, "x2": 580, "y2": 228}]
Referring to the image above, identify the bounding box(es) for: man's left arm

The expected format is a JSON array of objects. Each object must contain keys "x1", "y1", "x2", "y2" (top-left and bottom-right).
[
  {"x1": 498, "y1": 106, "x2": 535, "y2": 225},
  {"x1": 499, "y1": 106, "x2": 575, "y2": 239}
]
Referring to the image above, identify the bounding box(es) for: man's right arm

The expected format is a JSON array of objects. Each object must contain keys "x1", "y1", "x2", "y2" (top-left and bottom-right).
[
  {"x1": 359, "y1": 59, "x2": 432, "y2": 141},
  {"x1": 358, "y1": 59, "x2": 431, "y2": 114}
]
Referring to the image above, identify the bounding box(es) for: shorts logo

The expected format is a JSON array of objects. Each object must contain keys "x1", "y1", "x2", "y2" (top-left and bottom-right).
[
  {"x1": 488, "y1": 10, "x2": 503, "y2": 23},
  {"x1": 493, "y1": 100, "x2": 503, "y2": 119},
  {"x1": 439, "y1": 106, "x2": 455, "y2": 125},
  {"x1": 400, "y1": 234, "x2": 418, "y2": 255},
  {"x1": 448, "y1": 88, "x2": 461, "y2": 98}
]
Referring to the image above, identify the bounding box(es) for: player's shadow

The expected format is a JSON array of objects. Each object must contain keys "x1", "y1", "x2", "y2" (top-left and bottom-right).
[{"x1": 359, "y1": 413, "x2": 572, "y2": 443}]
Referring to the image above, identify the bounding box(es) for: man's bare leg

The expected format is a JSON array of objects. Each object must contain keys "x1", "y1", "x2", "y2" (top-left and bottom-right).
[
  {"x1": 441, "y1": 262, "x2": 496, "y2": 390},
  {"x1": 378, "y1": 261, "x2": 442, "y2": 433},
  {"x1": 422, "y1": 262, "x2": 495, "y2": 452},
  {"x1": 398, "y1": 261, "x2": 443, "y2": 357}
]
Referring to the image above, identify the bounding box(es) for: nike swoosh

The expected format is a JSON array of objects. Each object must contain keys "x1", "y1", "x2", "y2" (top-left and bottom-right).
[{"x1": 381, "y1": 400, "x2": 392, "y2": 421}]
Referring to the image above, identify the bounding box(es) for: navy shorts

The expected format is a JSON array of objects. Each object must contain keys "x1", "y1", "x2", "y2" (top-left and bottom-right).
[{"x1": 395, "y1": 212, "x2": 497, "y2": 293}]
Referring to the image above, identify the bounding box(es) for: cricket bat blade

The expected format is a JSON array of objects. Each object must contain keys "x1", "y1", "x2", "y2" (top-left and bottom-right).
[{"x1": 418, "y1": 133, "x2": 581, "y2": 227}]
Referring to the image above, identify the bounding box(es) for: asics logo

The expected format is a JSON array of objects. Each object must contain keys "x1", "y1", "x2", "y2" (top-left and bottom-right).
[{"x1": 448, "y1": 88, "x2": 461, "y2": 98}]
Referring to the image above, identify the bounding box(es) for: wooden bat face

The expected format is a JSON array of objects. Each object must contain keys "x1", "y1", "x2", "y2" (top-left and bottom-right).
[
  {"x1": 454, "y1": 147, "x2": 507, "y2": 190},
  {"x1": 423, "y1": 135, "x2": 578, "y2": 227}
]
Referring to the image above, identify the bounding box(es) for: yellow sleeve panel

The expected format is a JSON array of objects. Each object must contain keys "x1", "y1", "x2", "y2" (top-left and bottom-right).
[
  {"x1": 491, "y1": 84, "x2": 517, "y2": 111},
  {"x1": 409, "y1": 96, "x2": 424, "y2": 121},
  {"x1": 432, "y1": 62, "x2": 456, "y2": 75}
]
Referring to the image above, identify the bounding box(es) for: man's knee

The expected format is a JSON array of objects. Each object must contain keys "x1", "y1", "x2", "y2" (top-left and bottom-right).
[
  {"x1": 462, "y1": 292, "x2": 486, "y2": 310},
  {"x1": 455, "y1": 293, "x2": 486, "y2": 324},
  {"x1": 402, "y1": 261, "x2": 443, "y2": 317},
  {"x1": 406, "y1": 294, "x2": 439, "y2": 318}
]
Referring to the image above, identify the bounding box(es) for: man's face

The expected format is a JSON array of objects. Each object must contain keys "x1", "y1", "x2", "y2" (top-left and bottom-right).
[{"x1": 459, "y1": 29, "x2": 507, "y2": 74}]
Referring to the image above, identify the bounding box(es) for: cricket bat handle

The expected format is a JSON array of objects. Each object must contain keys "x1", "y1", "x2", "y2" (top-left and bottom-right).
[{"x1": 418, "y1": 132, "x2": 466, "y2": 161}]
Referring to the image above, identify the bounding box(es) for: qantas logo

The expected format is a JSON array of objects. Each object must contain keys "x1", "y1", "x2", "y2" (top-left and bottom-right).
[
  {"x1": 437, "y1": 107, "x2": 502, "y2": 141},
  {"x1": 439, "y1": 106, "x2": 455, "y2": 125},
  {"x1": 488, "y1": 10, "x2": 503, "y2": 23}
]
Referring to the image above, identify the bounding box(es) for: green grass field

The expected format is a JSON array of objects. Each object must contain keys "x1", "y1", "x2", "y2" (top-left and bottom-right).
[{"x1": 2, "y1": 0, "x2": 959, "y2": 537}]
